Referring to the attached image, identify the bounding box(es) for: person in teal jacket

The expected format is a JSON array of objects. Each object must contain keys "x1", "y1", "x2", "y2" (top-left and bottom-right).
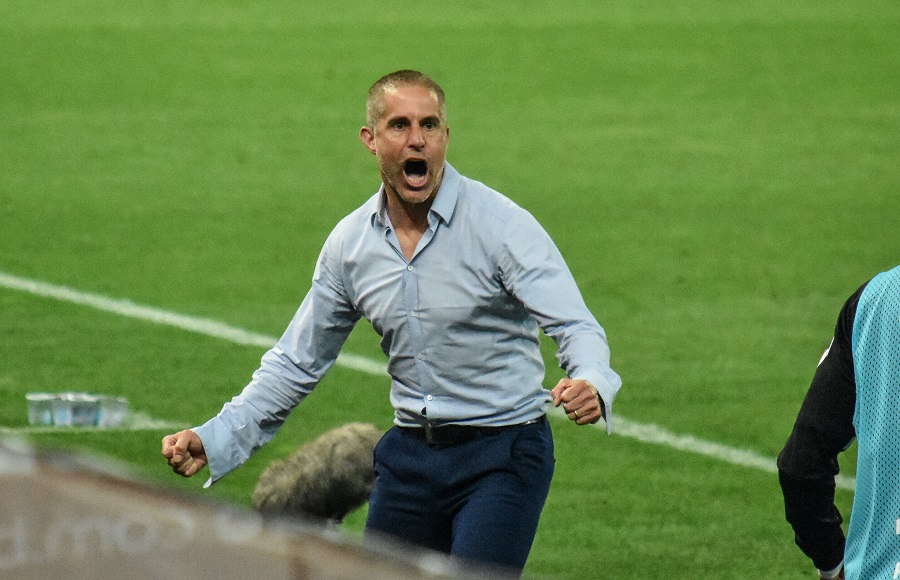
[{"x1": 779, "y1": 265, "x2": 900, "y2": 579}]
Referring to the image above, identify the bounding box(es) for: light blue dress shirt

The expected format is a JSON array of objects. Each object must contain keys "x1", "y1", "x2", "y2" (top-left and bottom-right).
[{"x1": 194, "y1": 162, "x2": 621, "y2": 485}]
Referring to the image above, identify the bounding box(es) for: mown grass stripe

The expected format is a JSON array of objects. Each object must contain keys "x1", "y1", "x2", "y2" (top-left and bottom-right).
[{"x1": 0, "y1": 270, "x2": 855, "y2": 491}]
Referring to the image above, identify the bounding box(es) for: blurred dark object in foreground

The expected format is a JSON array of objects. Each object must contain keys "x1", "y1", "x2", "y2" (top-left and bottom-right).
[{"x1": 0, "y1": 437, "x2": 517, "y2": 579}]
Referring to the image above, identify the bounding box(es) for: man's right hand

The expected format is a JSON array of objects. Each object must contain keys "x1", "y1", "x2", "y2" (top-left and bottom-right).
[{"x1": 161, "y1": 429, "x2": 208, "y2": 477}]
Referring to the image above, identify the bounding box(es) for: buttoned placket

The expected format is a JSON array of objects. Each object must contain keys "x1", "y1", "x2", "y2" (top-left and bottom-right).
[{"x1": 382, "y1": 213, "x2": 441, "y2": 418}]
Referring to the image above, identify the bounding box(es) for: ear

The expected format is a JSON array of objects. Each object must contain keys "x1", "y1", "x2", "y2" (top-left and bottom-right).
[{"x1": 359, "y1": 126, "x2": 377, "y2": 155}]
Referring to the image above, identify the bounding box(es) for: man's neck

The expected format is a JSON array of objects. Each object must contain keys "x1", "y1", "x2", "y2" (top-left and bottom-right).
[
  {"x1": 383, "y1": 187, "x2": 436, "y2": 261},
  {"x1": 384, "y1": 189, "x2": 434, "y2": 233}
]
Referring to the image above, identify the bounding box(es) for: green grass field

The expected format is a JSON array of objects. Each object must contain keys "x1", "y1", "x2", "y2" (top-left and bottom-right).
[{"x1": 2, "y1": 1, "x2": 898, "y2": 577}]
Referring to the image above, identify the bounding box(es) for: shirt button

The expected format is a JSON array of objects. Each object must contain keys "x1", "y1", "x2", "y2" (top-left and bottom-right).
[
  {"x1": 416, "y1": 353, "x2": 425, "y2": 360},
  {"x1": 426, "y1": 395, "x2": 433, "y2": 401},
  {"x1": 407, "y1": 265, "x2": 414, "y2": 271}
]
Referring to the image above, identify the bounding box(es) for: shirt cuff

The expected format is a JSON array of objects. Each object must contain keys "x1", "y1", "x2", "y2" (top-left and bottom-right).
[{"x1": 192, "y1": 417, "x2": 246, "y2": 487}]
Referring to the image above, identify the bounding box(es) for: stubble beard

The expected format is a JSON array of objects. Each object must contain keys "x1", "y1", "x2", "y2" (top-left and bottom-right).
[{"x1": 382, "y1": 164, "x2": 444, "y2": 207}]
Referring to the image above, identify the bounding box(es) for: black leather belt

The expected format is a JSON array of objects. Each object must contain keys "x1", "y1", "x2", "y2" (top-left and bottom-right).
[{"x1": 399, "y1": 415, "x2": 545, "y2": 445}]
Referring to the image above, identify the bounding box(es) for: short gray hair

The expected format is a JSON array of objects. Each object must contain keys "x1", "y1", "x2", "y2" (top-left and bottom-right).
[{"x1": 365, "y1": 70, "x2": 446, "y2": 128}]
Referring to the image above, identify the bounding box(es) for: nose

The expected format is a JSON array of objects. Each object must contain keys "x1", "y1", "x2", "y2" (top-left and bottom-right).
[{"x1": 408, "y1": 125, "x2": 426, "y2": 148}]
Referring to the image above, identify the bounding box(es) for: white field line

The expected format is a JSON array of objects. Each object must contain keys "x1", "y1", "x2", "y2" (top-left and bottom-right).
[
  {"x1": 0, "y1": 412, "x2": 185, "y2": 435},
  {"x1": 0, "y1": 271, "x2": 855, "y2": 491},
  {"x1": 0, "y1": 271, "x2": 385, "y2": 376}
]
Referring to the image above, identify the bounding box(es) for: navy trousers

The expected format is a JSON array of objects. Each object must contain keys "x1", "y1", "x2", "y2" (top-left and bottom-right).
[{"x1": 365, "y1": 417, "x2": 555, "y2": 574}]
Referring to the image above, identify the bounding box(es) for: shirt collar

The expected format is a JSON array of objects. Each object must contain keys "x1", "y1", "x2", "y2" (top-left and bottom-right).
[{"x1": 371, "y1": 161, "x2": 460, "y2": 229}]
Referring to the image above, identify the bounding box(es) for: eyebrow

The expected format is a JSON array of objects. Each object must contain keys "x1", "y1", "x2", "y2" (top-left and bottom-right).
[{"x1": 384, "y1": 114, "x2": 442, "y2": 126}]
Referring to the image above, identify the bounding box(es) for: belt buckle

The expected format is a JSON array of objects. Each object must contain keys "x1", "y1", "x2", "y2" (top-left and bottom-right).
[{"x1": 424, "y1": 422, "x2": 455, "y2": 445}]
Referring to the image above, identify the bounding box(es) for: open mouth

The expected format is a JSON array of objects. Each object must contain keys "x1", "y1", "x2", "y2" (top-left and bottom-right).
[
  {"x1": 402, "y1": 159, "x2": 429, "y2": 189},
  {"x1": 404, "y1": 159, "x2": 427, "y2": 178}
]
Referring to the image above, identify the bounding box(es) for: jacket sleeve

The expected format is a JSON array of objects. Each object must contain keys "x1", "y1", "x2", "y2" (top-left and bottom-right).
[{"x1": 776, "y1": 283, "x2": 865, "y2": 571}]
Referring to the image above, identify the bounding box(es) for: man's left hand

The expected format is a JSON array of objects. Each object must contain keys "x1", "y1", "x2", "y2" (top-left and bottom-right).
[{"x1": 551, "y1": 378, "x2": 603, "y2": 425}]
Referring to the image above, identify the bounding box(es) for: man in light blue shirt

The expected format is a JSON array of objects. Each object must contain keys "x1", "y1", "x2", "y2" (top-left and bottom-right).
[{"x1": 163, "y1": 70, "x2": 621, "y2": 575}]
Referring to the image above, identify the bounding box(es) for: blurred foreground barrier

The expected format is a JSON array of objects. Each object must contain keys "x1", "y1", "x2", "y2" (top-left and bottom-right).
[{"x1": 0, "y1": 438, "x2": 510, "y2": 580}]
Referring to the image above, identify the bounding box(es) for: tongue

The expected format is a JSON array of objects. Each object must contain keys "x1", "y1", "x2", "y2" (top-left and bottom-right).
[{"x1": 406, "y1": 172, "x2": 428, "y2": 188}]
